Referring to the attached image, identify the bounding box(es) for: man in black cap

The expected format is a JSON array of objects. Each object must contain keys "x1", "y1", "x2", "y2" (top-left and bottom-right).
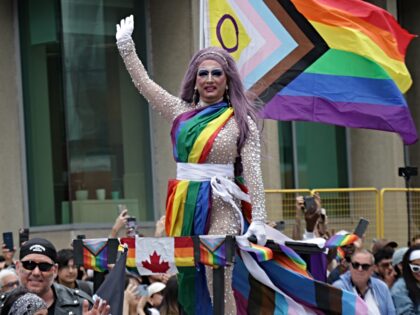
[{"x1": 1, "y1": 238, "x2": 109, "y2": 315}]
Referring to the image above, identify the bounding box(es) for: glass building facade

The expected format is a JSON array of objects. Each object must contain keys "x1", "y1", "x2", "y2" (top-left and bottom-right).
[
  {"x1": 19, "y1": 0, "x2": 153, "y2": 226},
  {"x1": 17, "y1": 0, "x2": 349, "y2": 228}
]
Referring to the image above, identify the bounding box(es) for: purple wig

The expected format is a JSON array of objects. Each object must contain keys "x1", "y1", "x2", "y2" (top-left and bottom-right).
[{"x1": 179, "y1": 46, "x2": 260, "y2": 151}]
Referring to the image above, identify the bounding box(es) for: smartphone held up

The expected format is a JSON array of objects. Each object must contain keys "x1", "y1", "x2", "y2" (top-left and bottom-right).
[
  {"x1": 3, "y1": 232, "x2": 14, "y2": 251},
  {"x1": 303, "y1": 196, "x2": 318, "y2": 214}
]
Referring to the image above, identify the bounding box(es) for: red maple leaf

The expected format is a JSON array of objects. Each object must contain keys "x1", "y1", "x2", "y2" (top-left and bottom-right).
[{"x1": 141, "y1": 251, "x2": 170, "y2": 273}]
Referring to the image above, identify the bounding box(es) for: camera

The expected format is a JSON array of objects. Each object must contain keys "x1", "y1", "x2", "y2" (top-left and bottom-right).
[
  {"x1": 303, "y1": 196, "x2": 318, "y2": 214},
  {"x1": 126, "y1": 217, "x2": 137, "y2": 237}
]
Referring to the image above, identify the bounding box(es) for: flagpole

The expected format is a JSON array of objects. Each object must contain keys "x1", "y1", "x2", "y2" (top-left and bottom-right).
[{"x1": 199, "y1": 0, "x2": 204, "y2": 49}]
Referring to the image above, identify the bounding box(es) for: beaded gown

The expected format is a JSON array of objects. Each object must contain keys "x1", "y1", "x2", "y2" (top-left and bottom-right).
[{"x1": 118, "y1": 38, "x2": 267, "y2": 314}]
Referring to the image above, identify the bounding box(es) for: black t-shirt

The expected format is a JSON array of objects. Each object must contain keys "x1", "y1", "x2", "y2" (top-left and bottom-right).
[
  {"x1": 48, "y1": 286, "x2": 57, "y2": 315},
  {"x1": 47, "y1": 301, "x2": 56, "y2": 315}
]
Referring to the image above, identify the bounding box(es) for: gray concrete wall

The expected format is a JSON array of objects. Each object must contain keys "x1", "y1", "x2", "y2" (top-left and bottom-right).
[
  {"x1": 0, "y1": 1, "x2": 26, "y2": 243},
  {"x1": 147, "y1": 0, "x2": 196, "y2": 214},
  {"x1": 350, "y1": 0, "x2": 411, "y2": 189}
]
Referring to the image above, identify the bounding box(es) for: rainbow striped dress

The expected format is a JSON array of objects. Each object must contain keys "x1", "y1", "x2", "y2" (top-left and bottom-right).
[
  {"x1": 165, "y1": 101, "x2": 251, "y2": 315},
  {"x1": 165, "y1": 101, "x2": 239, "y2": 238}
]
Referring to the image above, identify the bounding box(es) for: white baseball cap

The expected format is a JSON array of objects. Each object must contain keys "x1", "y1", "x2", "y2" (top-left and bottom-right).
[{"x1": 147, "y1": 282, "x2": 166, "y2": 297}]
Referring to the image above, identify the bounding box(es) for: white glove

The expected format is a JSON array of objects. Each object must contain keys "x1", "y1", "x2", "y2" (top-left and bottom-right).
[
  {"x1": 243, "y1": 220, "x2": 267, "y2": 246},
  {"x1": 116, "y1": 15, "x2": 134, "y2": 43}
]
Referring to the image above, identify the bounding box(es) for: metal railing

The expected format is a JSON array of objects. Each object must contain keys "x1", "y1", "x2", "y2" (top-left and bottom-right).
[
  {"x1": 380, "y1": 188, "x2": 420, "y2": 246},
  {"x1": 263, "y1": 187, "x2": 418, "y2": 246}
]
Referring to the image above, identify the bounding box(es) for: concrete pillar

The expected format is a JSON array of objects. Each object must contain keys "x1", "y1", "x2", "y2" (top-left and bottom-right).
[{"x1": 0, "y1": 1, "x2": 26, "y2": 241}]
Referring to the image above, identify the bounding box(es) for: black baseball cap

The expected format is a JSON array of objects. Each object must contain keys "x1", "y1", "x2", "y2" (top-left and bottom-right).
[{"x1": 19, "y1": 238, "x2": 57, "y2": 263}]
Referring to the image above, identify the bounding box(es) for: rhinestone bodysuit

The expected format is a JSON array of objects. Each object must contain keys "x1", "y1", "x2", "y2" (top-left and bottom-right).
[{"x1": 118, "y1": 38, "x2": 267, "y2": 314}]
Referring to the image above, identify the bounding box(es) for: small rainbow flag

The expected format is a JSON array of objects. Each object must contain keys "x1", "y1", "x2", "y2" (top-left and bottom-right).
[
  {"x1": 236, "y1": 240, "x2": 273, "y2": 262},
  {"x1": 199, "y1": 236, "x2": 227, "y2": 267},
  {"x1": 82, "y1": 239, "x2": 109, "y2": 272},
  {"x1": 120, "y1": 237, "x2": 137, "y2": 272},
  {"x1": 325, "y1": 233, "x2": 359, "y2": 248},
  {"x1": 336, "y1": 247, "x2": 345, "y2": 261},
  {"x1": 278, "y1": 244, "x2": 306, "y2": 271},
  {"x1": 174, "y1": 237, "x2": 195, "y2": 267}
]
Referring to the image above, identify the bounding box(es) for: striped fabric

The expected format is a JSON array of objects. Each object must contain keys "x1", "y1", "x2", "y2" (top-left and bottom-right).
[
  {"x1": 262, "y1": 0, "x2": 417, "y2": 144},
  {"x1": 120, "y1": 237, "x2": 137, "y2": 273},
  {"x1": 171, "y1": 101, "x2": 234, "y2": 163},
  {"x1": 235, "y1": 235, "x2": 368, "y2": 314},
  {"x1": 325, "y1": 233, "x2": 359, "y2": 248},
  {"x1": 165, "y1": 180, "x2": 211, "y2": 237},
  {"x1": 237, "y1": 241, "x2": 273, "y2": 262},
  {"x1": 199, "y1": 236, "x2": 227, "y2": 267},
  {"x1": 82, "y1": 239, "x2": 109, "y2": 272},
  {"x1": 165, "y1": 102, "x2": 236, "y2": 315},
  {"x1": 175, "y1": 237, "x2": 195, "y2": 267}
]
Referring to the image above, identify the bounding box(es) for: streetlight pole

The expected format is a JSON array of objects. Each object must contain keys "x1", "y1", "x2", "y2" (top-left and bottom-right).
[{"x1": 398, "y1": 166, "x2": 418, "y2": 244}]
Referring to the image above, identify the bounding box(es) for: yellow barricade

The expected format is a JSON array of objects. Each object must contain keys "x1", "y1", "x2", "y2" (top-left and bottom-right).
[
  {"x1": 264, "y1": 189, "x2": 311, "y2": 237},
  {"x1": 265, "y1": 188, "x2": 379, "y2": 246},
  {"x1": 380, "y1": 188, "x2": 420, "y2": 247}
]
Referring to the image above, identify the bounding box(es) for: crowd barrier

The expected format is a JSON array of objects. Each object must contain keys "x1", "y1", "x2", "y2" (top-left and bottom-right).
[{"x1": 265, "y1": 187, "x2": 420, "y2": 246}]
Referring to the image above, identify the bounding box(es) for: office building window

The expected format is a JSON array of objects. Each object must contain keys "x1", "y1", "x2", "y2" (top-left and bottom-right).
[
  {"x1": 19, "y1": 0, "x2": 153, "y2": 226},
  {"x1": 279, "y1": 121, "x2": 348, "y2": 189}
]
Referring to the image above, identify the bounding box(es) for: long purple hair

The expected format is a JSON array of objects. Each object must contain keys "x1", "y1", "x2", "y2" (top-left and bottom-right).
[{"x1": 179, "y1": 46, "x2": 260, "y2": 151}]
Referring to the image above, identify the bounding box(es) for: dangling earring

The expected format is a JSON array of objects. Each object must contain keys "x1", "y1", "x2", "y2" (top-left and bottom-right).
[
  {"x1": 193, "y1": 87, "x2": 199, "y2": 105},
  {"x1": 225, "y1": 86, "x2": 231, "y2": 107}
]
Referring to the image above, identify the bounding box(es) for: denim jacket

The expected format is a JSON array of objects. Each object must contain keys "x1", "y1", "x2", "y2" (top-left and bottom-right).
[
  {"x1": 333, "y1": 271, "x2": 396, "y2": 315},
  {"x1": 391, "y1": 278, "x2": 420, "y2": 315}
]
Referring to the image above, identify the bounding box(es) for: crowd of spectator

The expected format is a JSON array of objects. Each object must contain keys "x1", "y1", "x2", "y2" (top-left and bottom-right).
[{"x1": 0, "y1": 199, "x2": 419, "y2": 314}]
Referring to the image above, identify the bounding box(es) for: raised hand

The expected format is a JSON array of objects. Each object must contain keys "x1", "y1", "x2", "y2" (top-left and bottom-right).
[
  {"x1": 82, "y1": 299, "x2": 110, "y2": 315},
  {"x1": 244, "y1": 220, "x2": 267, "y2": 245},
  {"x1": 116, "y1": 15, "x2": 134, "y2": 43}
]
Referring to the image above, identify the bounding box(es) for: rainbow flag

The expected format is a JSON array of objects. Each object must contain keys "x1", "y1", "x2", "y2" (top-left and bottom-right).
[
  {"x1": 278, "y1": 244, "x2": 306, "y2": 271},
  {"x1": 165, "y1": 180, "x2": 211, "y2": 237},
  {"x1": 82, "y1": 239, "x2": 109, "y2": 272},
  {"x1": 199, "y1": 236, "x2": 227, "y2": 267},
  {"x1": 260, "y1": 0, "x2": 417, "y2": 144},
  {"x1": 336, "y1": 247, "x2": 345, "y2": 261},
  {"x1": 325, "y1": 233, "x2": 359, "y2": 248},
  {"x1": 234, "y1": 236, "x2": 368, "y2": 314},
  {"x1": 174, "y1": 237, "x2": 195, "y2": 267},
  {"x1": 120, "y1": 237, "x2": 137, "y2": 272},
  {"x1": 237, "y1": 241, "x2": 273, "y2": 262},
  {"x1": 171, "y1": 101, "x2": 234, "y2": 163}
]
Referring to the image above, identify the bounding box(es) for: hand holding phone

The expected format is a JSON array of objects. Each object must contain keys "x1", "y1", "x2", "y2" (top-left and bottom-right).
[
  {"x1": 126, "y1": 217, "x2": 137, "y2": 237},
  {"x1": 137, "y1": 284, "x2": 148, "y2": 296},
  {"x1": 304, "y1": 196, "x2": 318, "y2": 214},
  {"x1": 3, "y1": 232, "x2": 14, "y2": 251},
  {"x1": 353, "y1": 218, "x2": 369, "y2": 238}
]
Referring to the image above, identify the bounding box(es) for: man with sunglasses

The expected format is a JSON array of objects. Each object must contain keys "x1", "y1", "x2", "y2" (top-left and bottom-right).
[
  {"x1": 333, "y1": 249, "x2": 396, "y2": 315},
  {"x1": 0, "y1": 238, "x2": 109, "y2": 315},
  {"x1": 374, "y1": 246, "x2": 397, "y2": 288}
]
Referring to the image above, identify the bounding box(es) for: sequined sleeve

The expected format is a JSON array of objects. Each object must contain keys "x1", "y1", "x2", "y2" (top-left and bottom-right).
[
  {"x1": 117, "y1": 38, "x2": 190, "y2": 121},
  {"x1": 241, "y1": 117, "x2": 267, "y2": 222}
]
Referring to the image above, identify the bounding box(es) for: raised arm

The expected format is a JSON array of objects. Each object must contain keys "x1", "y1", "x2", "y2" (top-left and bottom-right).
[
  {"x1": 116, "y1": 15, "x2": 190, "y2": 121},
  {"x1": 242, "y1": 117, "x2": 267, "y2": 245}
]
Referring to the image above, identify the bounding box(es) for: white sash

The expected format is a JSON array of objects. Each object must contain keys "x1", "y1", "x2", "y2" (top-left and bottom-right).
[{"x1": 176, "y1": 163, "x2": 250, "y2": 233}]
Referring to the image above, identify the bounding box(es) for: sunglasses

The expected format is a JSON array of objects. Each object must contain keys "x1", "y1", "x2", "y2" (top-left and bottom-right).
[
  {"x1": 351, "y1": 262, "x2": 372, "y2": 271},
  {"x1": 197, "y1": 68, "x2": 224, "y2": 78},
  {"x1": 378, "y1": 262, "x2": 392, "y2": 269},
  {"x1": 409, "y1": 263, "x2": 420, "y2": 273},
  {"x1": 21, "y1": 260, "x2": 54, "y2": 272}
]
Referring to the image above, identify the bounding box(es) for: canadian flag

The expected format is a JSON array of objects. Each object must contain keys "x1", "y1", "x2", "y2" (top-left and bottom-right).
[{"x1": 136, "y1": 236, "x2": 178, "y2": 275}]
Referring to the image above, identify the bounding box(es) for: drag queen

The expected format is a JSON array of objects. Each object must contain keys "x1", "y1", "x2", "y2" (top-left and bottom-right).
[{"x1": 116, "y1": 15, "x2": 267, "y2": 315}]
